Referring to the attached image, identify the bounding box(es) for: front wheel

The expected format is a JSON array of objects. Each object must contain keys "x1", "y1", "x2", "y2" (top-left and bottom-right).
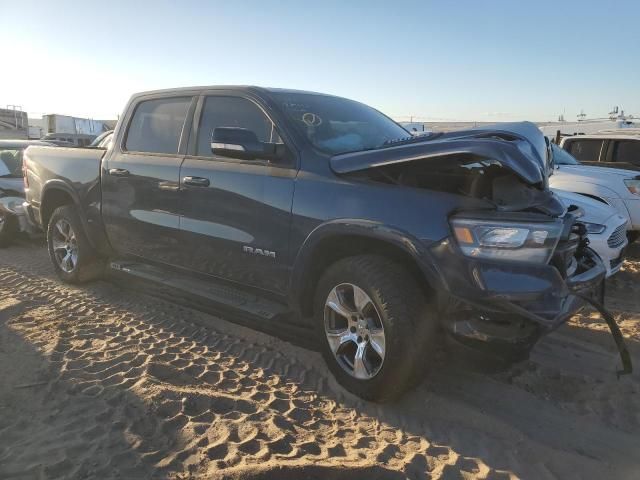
[
  {"x1": 47, "y1": 205, "x2": 103, "y2": 283},
  {"x1": 314, "y1": 255, "x2": 436, "y2": 402}
]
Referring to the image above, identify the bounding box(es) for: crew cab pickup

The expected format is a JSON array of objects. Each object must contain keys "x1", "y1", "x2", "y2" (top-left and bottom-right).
[{"x1": 23, "y1": 86, "x2": 616, "y2": 401}]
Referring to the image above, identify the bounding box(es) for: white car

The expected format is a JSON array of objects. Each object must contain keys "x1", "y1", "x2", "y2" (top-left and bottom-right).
[
  {"x1": 549, "y1": 143, "x2": 640, "y2": 242},
  {"x1": 553, "y1": 189, "x2": 628, "y2": 277}
]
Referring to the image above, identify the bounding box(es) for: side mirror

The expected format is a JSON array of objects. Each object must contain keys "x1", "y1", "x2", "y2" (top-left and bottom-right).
[{"x1": 211, "y1": 127, "x2": 279, "y2": 161}]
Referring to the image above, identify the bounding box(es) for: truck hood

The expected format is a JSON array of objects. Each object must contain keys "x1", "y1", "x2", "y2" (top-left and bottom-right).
[
  {"x1": 552, "y1": 188, "x2": 619, "y2": 225},
  {"x1": 331, "y1": 121, "x2": 550, "y2": 187},
  {"x1": 557, "y1": 163, "x2": 640, "y2": 179},
  {"x1": 0, "y1": 177, "x2": 25, "y2": 197}
]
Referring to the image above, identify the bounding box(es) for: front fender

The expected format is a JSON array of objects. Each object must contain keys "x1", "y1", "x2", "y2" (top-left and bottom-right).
[{"x1": 289, "y1": 219, "x2": 445, "y2": 310}]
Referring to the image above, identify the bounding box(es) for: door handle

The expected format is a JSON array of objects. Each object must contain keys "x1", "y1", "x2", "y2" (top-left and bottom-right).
[
  {"x1": 183, "y1": 176, "x2": 210, "y2": 187},
  {"x1": 108, "y1": 168, "x2": 130, "y2": 177}
]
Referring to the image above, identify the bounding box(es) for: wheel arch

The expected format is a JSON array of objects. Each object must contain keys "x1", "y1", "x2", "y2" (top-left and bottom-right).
[
  {"x1": 290, "y1": 220, "x2": 441, "y2": 319},
  {"x1": 40, "y1": 181, "x2": 80, "y2": 227},
  {"x1": 40, "y1": 181, "x2": 97, "y2": 249}
]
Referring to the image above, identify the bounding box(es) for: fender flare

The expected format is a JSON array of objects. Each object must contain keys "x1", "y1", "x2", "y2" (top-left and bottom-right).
[
  {"x1": 40, "y1": 179, "x2": 97, "y2": 249},
  {"x1": 288, "y1": 218, "x2": 444, "y2": 311}
]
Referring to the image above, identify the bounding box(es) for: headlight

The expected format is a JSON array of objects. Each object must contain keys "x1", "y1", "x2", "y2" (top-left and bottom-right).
[
  {"x1": 450, "y1": 217, "x2": 563, "y2": 263},
  {"x1": 581, "y1": 222, "x2": 606, "y2": 234},
  {"x1": 624, "y1": 179, "x2": 640, "y2": 196}
]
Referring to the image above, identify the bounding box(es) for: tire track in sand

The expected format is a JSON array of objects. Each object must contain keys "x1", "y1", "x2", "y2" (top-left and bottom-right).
[
  {"x1": 0, "y1": 261, "x2": 499, "y2": 480},
  {"x1": 1, "y1": 242, "x2": 639, "y2": 479}
]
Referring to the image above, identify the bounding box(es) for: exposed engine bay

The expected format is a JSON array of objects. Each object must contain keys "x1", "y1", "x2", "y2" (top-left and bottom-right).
[{"x1": 353, "y1": 153, "x2": 564, "y2": 215}]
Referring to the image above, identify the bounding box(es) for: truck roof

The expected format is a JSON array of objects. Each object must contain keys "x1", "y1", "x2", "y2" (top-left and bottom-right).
[
  {"x1": 131, "y1": 85, "x2": 335, "y2": 99},
  {"x1": 562, "y1": 133, "x2": 640, "y2": 141}
]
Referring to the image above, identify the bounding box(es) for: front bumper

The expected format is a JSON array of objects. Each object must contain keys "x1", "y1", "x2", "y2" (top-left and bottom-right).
[
  {"x1": 0, "y1": 197, "x2": 40, "y2": 236},
  {"x1": 427, "y1": 237, "x2": 606, "y2": 359},
  {"x1": 586, "y1": 217, "x2": 628, "y2": 277}
]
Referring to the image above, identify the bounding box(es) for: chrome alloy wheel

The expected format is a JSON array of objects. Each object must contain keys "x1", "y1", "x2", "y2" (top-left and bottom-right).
[
  {"x1": 324, "y1": 283, "x2": 386, "y2": 380},
  {"x1": 52, "y1": 218, "x2": 78, "y2": 273},
  {"x1": 0, "y1": 213, "x2": 5, "y2": 232}
]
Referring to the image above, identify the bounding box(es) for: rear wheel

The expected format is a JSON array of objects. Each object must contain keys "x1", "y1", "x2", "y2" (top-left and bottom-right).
[
  {"x1": 314, "y1": 255, "x2": 436, "y2": 402},
  {"x1": 47, "y1": 205, "x2": 103, "y2": 283},
  {"x1": 0, "y1": 211, "x2": 18, "y2": 248}
]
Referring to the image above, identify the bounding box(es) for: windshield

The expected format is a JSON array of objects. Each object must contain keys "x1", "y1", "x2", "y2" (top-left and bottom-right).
[
  {"x1": 551, "y1": 143, "x2": 581, "y2": 165},
  {"x1": 0, "y1": 149, "x2": 23, "y2": 177},
  {"x1": 270, "y1": 92, "x2": 409, "y2": 155}
]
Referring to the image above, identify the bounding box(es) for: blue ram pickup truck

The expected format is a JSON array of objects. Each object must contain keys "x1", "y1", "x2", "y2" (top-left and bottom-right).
[{"x1": 22, "y1": 86, "x2": 622, "y2": 401}]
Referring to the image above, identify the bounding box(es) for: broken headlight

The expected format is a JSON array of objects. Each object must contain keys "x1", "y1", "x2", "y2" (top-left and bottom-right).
[{"x1": 450, "y1": 217, "x2": 563, "y2": 263}]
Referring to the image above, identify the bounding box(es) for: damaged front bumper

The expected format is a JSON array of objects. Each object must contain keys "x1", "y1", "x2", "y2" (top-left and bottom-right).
[
  {"x1": 428, "y1": 235, "x2": 607, "y2": 359},
  {"x1": 428, "y1": 230, "x2": 631, "y2": 375},
  {"x1": 0, "y1": 197, "x2": 40, "y2": 236}
]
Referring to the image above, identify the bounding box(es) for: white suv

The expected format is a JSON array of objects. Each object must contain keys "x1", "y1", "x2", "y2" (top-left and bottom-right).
[{"x1": 549, "y1": 143, "x2": 640, "y2": 242}]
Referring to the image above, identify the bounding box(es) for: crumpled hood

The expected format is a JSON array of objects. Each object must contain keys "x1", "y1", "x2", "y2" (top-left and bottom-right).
[{"x1": 331, "y1": 121, "x2": 550, "y2": 187}]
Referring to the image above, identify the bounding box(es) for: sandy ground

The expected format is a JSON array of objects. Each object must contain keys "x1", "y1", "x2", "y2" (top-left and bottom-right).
[{"x1": 0, "y1": 241, "x2": 639, "y2": 480}]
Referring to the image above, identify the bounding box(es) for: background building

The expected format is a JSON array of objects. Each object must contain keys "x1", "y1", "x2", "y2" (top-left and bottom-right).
[{"x1": 0, "y1": 106, "x2": 28, "y2": 139}]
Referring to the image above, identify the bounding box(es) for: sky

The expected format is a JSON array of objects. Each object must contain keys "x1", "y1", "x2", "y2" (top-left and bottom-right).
[{"x1": 2, "y1": 0, "x2": 640, "y2": 122}]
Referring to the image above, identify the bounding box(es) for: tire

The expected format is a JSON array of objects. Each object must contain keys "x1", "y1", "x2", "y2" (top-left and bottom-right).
[
  {"x1": 0, "y1": 211, "x2": 18, "y2": 248},
  {"x1": 47, "y1": 205, "x2": 104, "y2": 283},
  {"x1": 314, "y1": 254, "x2": 436, "y2": 402}
]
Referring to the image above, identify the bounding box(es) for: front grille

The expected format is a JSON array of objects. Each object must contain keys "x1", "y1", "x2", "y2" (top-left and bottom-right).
[
  {"x1": 551, "y1": 232, "x2": 580, "y2": 278},
  {"x1": 610, "y1": 255, "x2": 624, "y2": 270},
  {"x1": 607, "y1": 224, "x2": 627, "y2": 248}
]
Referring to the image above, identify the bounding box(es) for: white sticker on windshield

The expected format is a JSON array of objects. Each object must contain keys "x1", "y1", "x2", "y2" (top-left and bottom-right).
[{"x1": 302, "y1": 112, "x2": 322, "y2": 127}]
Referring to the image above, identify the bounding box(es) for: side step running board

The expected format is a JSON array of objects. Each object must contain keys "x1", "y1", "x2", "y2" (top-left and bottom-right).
[{"x1": 110, "y1": 261, "x2": 290, "y2": 322}]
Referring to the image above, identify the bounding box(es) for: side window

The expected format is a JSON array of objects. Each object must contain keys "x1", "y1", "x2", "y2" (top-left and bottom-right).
[
  {"x1": 125, "y1": 97, "x2": 191, "y2": 154},
  {"x1": 196, "y1": 96, "x2": 280, "y2": 157},
  {"x1": 613, "y1": 140, "x2": 640, "y2": 164},
  {"x1": 566, "y1": 139, "x2": 603, "y2": 162}
]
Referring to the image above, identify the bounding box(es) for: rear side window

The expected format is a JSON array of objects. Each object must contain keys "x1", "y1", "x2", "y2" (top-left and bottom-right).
[
  {"x1": 196, "y1": 96, "x2": 279, "y2": 157},
  {"x1": 125, "y1": 97, "x2": 191, "y2": 154},
  {"x1": 566, "y1": 139, "x2": 603, "y2": 162},
  {"x1": 613, "y1": 140, "x2": 640, "y2": 164}
]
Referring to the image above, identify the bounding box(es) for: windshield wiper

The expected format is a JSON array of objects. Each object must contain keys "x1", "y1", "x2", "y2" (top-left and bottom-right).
[{"x1": 381, "y1": 132, "x2": 440, "y2": 148}]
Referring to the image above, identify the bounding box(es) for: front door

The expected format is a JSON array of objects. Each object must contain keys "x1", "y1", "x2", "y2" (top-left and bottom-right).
[
  {"x1": 178, "y1": 94, "x2": 296, "y2": 294},
  {"x1": 102, "y1": 95, "x2": 194, "y2": 264}
]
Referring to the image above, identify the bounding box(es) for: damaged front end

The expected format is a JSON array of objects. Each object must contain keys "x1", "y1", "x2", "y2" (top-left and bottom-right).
[
  {"x1": 332, "y1": 122, "x2": 631, "y2": 374},
  {"x1": 431, "y1": 209, "x2": 603, "y2": 359}
]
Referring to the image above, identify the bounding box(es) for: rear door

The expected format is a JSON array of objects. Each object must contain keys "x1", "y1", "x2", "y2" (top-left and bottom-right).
[
  {"x1": 564, "y1": 138, "x2": 605, "y2": 164},
  {"x1": 177, "y1": 93, "x2": 296, "y2": 294},
  {"x1": 102, "y1": 94, "x2": 196, "y2": 263},
  {"x1": 611, "y1": 139, "x2": 640, "y2": 167}
]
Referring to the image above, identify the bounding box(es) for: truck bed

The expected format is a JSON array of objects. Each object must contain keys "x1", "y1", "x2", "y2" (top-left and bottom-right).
[{"x1": 23, "y1": 145, "x2": 107, "y2": 236}]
